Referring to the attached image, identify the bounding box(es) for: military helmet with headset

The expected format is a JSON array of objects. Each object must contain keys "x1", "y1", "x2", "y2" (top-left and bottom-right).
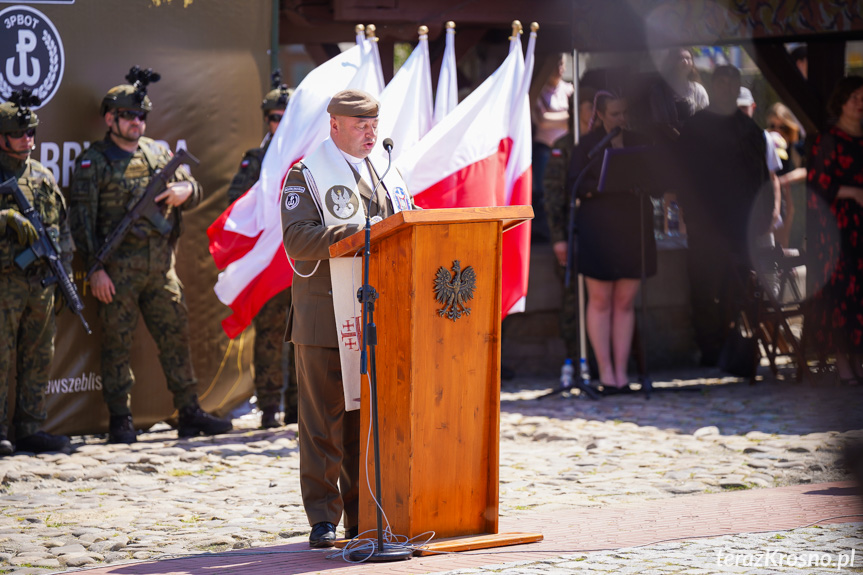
[
  {"x1": 261, "y1": 69, "x2": 293, "y2": 112},
  {"x1": 0, "y1": 90, "x2": 40, "y2": 134},
  {"x1": 100, "y1": 66, "x2": 160, "y2": 116}
]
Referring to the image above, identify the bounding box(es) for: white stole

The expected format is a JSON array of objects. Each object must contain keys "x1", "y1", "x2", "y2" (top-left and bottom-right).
[{"x1": 300, "y1": 138, "x2": 412, "y2": 410}]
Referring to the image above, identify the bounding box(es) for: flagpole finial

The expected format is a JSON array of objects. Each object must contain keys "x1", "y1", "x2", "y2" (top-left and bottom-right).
[
  {"x1": 418, "y1": 25, "x2": 428, "y2": 36},
  {"x1": 366, "y1": 23, "x2": 378, "y2": 41},
  {"x1": 510, "y1": 20, "x2": 522, "y2": 40},
  {"x1": 445, "y1": 21, "x2": 456, "y2": 30},
  {"x1": 530, "y1": 22, "x2": 539, "y2": 32},
  {"x1": 355, "y1": 24, "x2": 365, "y2": 35}
]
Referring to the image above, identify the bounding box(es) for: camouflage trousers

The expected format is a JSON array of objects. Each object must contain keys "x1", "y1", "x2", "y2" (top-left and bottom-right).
[
  {"x1": 554, "y1": 261, "x2": 581, "y2": 360},
  {"x1": 99, "y1": 255, "x2": 197, "y2": 416},
  {"x1": 0, "y1": 269, "x2": 55, "y2": 438},
  {"x1": 253, "y1": 288, "x2": 298, "y2": 415}
]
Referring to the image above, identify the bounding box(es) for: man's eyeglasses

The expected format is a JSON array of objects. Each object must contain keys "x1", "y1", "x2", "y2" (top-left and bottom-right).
[
  {"x1": 7, "y1": 127, "x2": 36, "y2": 139},
  {"x1": 267, "y1": 113, "x2": 283, "y2": 123},
  {"x1": 117, "y1": 110, "x2": 147, "y2": 122}
]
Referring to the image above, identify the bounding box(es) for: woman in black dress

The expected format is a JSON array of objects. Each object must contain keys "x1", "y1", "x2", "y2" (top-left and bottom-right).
[
  {"x1": 807, "y1": 76, "x2": 863, "y2": 383},
  {"x1": 568, "y1": 91, "x2": 656, "y2": 391}
]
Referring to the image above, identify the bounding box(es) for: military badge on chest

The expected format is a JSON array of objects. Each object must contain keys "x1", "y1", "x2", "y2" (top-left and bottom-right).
[{"x1": 325, "y1": 185, "x2": 359, "y2": 220}]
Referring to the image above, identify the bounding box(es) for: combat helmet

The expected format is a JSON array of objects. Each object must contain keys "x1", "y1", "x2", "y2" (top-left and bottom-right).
[
  {"x1": 261, "y1": 69, "x2": 293, "y2": 112},
  {"x1": 0, "y1": 90, "x2": 40, "y2": 134},
  {"x1": 100, "y1": 66, "x2": 161, "y2": 116}
]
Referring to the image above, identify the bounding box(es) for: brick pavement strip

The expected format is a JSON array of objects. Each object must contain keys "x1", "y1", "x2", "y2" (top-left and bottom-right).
[{"x1": 0, "y1": 369, "x2": 861, "y2": 574}]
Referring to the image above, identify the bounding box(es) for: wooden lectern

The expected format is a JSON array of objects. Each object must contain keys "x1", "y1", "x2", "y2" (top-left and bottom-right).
[{"x1": 330, "y1": 206, "x2": 541, "y2": 552}]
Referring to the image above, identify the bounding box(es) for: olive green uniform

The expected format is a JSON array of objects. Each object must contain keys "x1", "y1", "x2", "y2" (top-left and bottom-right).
[
  {"x1": 227, "y1": 141, "x2": 297, "y2": 417},
  {"x1": 281, "y1": 157, "x2": 410, "y2": 529},
  {"x1": 544, "y1": 133, "x2": 580, "y2": 360},
  {"x1": 69, "y1": 136, "x2": 201, "y2": 416},
  {"x1": 0, "y1": 153, "x2": 73, "y2": 439}
]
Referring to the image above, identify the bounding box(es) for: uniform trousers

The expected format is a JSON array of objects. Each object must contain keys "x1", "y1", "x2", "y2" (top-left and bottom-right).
[
  {"x1": 252, "y1": 288, "x2": 298, "y2": 414},
  {"x1": 0, "y1": 270, "x2": 55, "y2": 438},
  {"x1": 99, "y1": 248, "x2": 197, "y2": 416},
  {"x1": 295, "y1": 344, "x2": 360, "y2": 528}
]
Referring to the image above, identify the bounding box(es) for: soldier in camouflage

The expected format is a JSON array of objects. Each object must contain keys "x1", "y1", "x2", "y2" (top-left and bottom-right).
[
  {"x1": 544, "y1": 131, "x2": 580, "y2": 361},
  {"x1": 0, "y1": 91, "x2": 73, "y2": 455},
  {"x1": 69, "y1": 68, "x2": 232, "y2": 444},
  {"x1": 226, "y1": 72, "x2": 298, "y2": 429}
]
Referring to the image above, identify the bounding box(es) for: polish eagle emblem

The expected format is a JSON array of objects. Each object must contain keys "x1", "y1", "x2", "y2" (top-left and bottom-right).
[
  {"x1": 330, "y1": 187, "x2": 356, "y2": 219},
  {"x1": 433, "y1": 260, "x2": 477, "y2": 321}
]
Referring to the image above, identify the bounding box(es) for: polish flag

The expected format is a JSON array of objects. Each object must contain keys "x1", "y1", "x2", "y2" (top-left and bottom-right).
[
  {"x1": 502, "y1": 25, "x2": 535, "y2": 314},
  {"x1": 207, "y1": 44, "x2": 372, "y2": 338},
  {"x1": 433, "y1": 23, "x2": 458, "y2": 125},
  {"x1": 374, "y1": 27, "x2": 433, "y2": 160},
  {"x1": 397, "y1": 37, "x2": 533, "y2": 316}
]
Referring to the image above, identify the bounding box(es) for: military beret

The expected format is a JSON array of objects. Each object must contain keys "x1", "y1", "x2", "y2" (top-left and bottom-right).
[{"x1": 327, "y1": 89, "x2": 379, "y2": 118}]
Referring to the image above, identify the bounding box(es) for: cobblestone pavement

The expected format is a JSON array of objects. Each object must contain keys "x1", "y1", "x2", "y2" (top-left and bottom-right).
[
  {"x1": 434, "y1": 523, "x2": 863, "y2": 574},
  {"x1": 0, "y1": 368, "x2": 860, "y2": 573}
]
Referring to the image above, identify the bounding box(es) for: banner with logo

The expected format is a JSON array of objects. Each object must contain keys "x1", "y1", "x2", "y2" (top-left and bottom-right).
[{"x1": 0, "y1": 0, "x2": 271, "y2": 436}]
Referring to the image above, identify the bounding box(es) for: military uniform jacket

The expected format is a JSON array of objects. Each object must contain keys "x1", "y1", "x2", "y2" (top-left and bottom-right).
[
  {"x1": 281, "y1": 157, "x2": 415, "y2": 348},
  {"x1": 69, "y1": 136, "x2": 202, "y2": 272},
  {"x1": 226, "y1": 139, "x2": 268, "y2": 205},
  {"x1": 0, "y1": 152, "x2": 73, "y2": 275}
]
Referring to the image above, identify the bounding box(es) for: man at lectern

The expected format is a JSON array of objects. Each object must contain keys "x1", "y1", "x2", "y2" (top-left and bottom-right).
[{"x1": 280, "y1": 89, "x2": 417, "y2": 548}]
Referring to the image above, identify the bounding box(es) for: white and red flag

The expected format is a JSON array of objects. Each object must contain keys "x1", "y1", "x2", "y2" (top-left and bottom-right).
[
  {"x1": 397, "y1": 31, "x2": 534, "y2": 316},
  {"x1": 433, "y1": 22, "x2": 458, "y2": 125},
  {"x1": 501, "y1": 25, "x2": 535, "y2": 314},
  {"x1": 374, "y1": 27, "x2": 433, "y2": 160},
  {"x1": 207, "y1": 44, "x2": 373, "y2": 338}
]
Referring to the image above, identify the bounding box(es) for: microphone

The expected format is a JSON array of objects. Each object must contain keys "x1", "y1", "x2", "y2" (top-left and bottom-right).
[
  {"x1": 587, "y1": 126, "x2": 622, "y2": 160},
  {"x1": 368, "y1": 138, "x2": 394, "y2": 218}
]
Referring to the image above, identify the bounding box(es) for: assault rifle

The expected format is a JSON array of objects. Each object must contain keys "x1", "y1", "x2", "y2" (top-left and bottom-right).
[
  {"x1": 86, "y1": 149, "x2": 199, "y2": 280},
  {"x1": 0, "y1": 177, "x2": 91, "y2": 334}
]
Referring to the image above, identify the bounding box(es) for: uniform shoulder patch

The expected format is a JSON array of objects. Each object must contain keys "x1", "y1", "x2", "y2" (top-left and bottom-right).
[
  {"x1": 283, "y1": 185, "x2": 305, "y2": 195},
  {"x1": 81, "y1": 159, "x2": 92, "y2": 168},
  {"x1": 284, "y1": 192, "x2": 301, "y2": 211}
]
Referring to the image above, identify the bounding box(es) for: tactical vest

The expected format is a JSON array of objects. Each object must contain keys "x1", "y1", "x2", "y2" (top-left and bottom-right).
[
  {"x1": 0, "y1": 155, "x2": 65, "y2": 273},
  {"x1": 85, "y1": 137, "x2": 182, "y2": 246}
]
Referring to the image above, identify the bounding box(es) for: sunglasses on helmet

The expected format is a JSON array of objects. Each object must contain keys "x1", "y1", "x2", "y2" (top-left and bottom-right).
[
  {"x1": 8, "y1": 127, "x2": 36, "y2": 139},
  {"x1": 117, "y1": 110, "x2": 148, "y2": 122}
]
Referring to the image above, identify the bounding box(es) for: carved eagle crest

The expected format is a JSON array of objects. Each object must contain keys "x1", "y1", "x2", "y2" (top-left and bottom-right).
[{"x1": 433, "y1": 260, "x2": 477, "y2": 321}]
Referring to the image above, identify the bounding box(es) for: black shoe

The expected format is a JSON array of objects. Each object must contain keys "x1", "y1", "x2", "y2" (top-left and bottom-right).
[
  {"x1": 309, "y1": 522, "x2": 336, "y2": 548},
  {"x1": 0, "y1": 436, "x2": 12, "y2": 456},
  {"x1": 284, "y1": 409, "x2": 298, "y2": 425},
  {"x1": 108, "y1": 414, "x2": 137, "y2": 444},
  {"x1": 260, "y1": 407, "x2": 282, "y2": 429},
  {"x1": 15, "y1": 431, "x2": 72, "y2": 454},
  {"x1": 178, "y1": 404, "x2": 233, "y2": 438},
  {"x1": 345, "y1": 525, "x2": 359, "y2": 539}
]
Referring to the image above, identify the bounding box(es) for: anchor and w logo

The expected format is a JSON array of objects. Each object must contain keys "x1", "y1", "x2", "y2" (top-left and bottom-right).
[{"x1": 0, "y1": 5, "x2": 65, "y2": 108}]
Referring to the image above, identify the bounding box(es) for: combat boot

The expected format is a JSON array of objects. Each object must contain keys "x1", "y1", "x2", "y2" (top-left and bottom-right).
[
  {"x1": 15, "y1": 431, "x2": 72, "y2": 454},
  {"x1": 108, "y1": 414, "x2": 137, "y2": 444},
  {"x1": 0, "y1": 436, "x2": 12, "y2": 456},
  {"x1": 178, "y1": 403, "x2": 232, "y2": 438},
  {"x1": 260, "y1": 406, "x2": 281, "y2": 429}
]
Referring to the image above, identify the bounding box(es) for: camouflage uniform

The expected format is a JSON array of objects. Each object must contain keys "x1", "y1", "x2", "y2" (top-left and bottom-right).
[
  {"x1": 544, "y1": 133, "x2": 580, "y2": 360},
  {"x1": 0, "y1": 152, "x2": 73, "y2": 439},
  {"x1": 227, "y1": 139, "x2": 298, "y2": 420},
  {"x1": 69, "y1": 136, "x2": 201, "y2": 416}
]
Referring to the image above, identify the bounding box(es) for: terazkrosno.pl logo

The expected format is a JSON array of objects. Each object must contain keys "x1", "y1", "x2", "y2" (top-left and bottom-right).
[{"x1": 0, "y1": 5, "x2": 64, "y2": 108}]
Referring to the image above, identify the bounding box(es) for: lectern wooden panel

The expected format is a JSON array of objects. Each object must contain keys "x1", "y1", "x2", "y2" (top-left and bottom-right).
[{"x1": 330, "y1": 206, "x2": 532, "y2": 541}]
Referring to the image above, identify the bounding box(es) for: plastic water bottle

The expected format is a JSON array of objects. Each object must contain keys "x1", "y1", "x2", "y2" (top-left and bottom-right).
[
  {"x1": 560, "y1": 358, "x2": 574, "y2": 389},
  {"x1": 666, "y1": 200, "x2": 680, "y2": 237}
]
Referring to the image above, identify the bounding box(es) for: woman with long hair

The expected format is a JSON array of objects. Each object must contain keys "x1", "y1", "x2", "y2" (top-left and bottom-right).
[
  {"x1": 807, "y1": 76, "x2": 863, "y2": 383},
  {"x1": 567, "y1": 91, "x2": 656, "y2": 392},
  {"x1": 648, "y1": 47, "x2": 709, "y2": 137}
]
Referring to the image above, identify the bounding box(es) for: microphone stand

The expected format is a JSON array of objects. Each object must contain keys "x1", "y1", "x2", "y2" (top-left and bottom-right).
[{"x1": 349, "y1": 141, "x2": 412, "y2": 563}]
